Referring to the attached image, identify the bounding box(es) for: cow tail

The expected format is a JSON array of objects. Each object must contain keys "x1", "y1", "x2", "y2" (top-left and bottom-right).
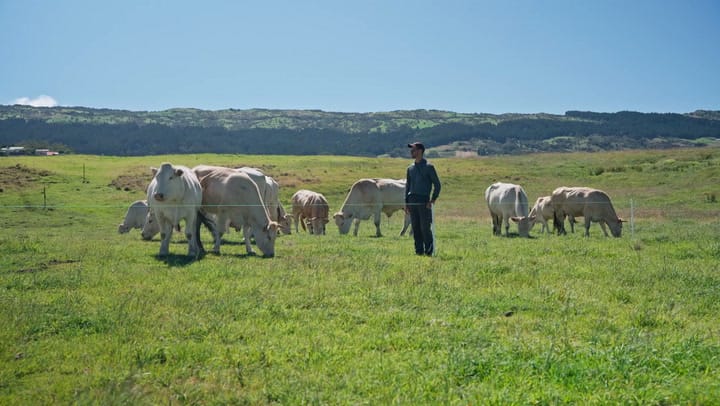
[{"x1": 197, "y1": 210, "x2": 217, "y2": 254}]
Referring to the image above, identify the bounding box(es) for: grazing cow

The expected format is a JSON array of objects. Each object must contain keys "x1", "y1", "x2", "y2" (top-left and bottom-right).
[
  {"x1": 140, "y1": 209, "x2": 182, "y2": 241},
  {"x1": 528, "y1": 196, "x2": 555, "y2": 234},
  {"x1": 200, "y1": 169, "x2": 279, "y2": 257},
  {"x1": 334, "y1": 178, "x2": 411, "y2": 237},
  {"x1": 262, "y1": 175, "x2": 292, "y2": 235},
  {"x1": 291, "y1": 189, "x2": 330, "y2": 235},
  {"x1": 484, "y1": 182, "x2": 534, "y2": 237},
  {"x1": 193, "y1": 165, "x2": 292, "y2": 235},
  {"x1": 551, "y1": 186, "x2": 623, "y2": 237},
  {"x1": 118, "y1": 199, "x2": 149, "y2": 234},
  {"x1": 147, "y1": 163, "x2": 205, "y2": 257}
]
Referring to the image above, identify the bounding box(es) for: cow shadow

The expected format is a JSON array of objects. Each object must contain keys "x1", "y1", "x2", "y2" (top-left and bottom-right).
[
  {"x1": 501, "y1": 233, "x2": 539, "y2": 239},
  {"x1": 152, "y1": 251, "x2": 211, "y2": 266}
]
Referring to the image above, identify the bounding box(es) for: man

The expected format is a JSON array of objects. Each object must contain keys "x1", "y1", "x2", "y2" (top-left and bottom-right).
[{"x1": 405, "y1": 142, "x2": 441, "y2": 256}]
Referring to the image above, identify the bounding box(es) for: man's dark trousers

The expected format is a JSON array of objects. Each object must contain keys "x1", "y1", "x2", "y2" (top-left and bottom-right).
[{"x1": 407, "y1": 194, "x2": 433, "y2": 255}]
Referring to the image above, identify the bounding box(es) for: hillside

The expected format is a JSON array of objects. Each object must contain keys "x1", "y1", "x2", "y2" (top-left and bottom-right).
[{"x1": 1, "y1": 105, "x2": 719, "y2": 156}]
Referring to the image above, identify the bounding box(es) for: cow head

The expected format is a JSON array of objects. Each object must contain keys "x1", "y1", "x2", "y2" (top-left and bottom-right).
[
  {"x1": 151, "y1": 163, "x2": 185, "y2": 202},
  {"x1": 141, "y1": 211, "x2": 159, "y2": 241},
  {"x1": 609, "y1": 218, "x2": 624, "y2": 237},
  {"x1": 277, "y1": 210, "x2": 292, "y2": 235},
  {"x1": 511, "y1": 215, "x2": 535, "y2": 238},
  {"x1": 334, "y1": 212, "x2": 353, "y2": 235},
  {"x1": 309, "y1": 217, "x2": 329, "y2": 235},
  {"x1": 254, "y1": 221, "x2": 279, "y2": 258}
]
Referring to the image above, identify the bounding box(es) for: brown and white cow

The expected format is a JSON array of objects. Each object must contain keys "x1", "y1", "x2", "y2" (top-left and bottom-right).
[
  {"x1": 199, "y1": 169, "x2": 279, "y2": 257},
  {"x1": 484, "y1": 182, "x2": 534, "y2": 237},
  {"x1": 527, "y1": 195, "x2": 555, "y2": 234},
  {"x1": 551, "y1": 186, "x2": 623, "y2": 237},
  {"x1": 147, "y1": 163, "x2": 205, "y2": 257},
  {"x1": 334, "y1": 178, "x2": 411, "y2": 237},
  {"x1": 291, "y1": 189, "x2": 330, "y2": 235}
]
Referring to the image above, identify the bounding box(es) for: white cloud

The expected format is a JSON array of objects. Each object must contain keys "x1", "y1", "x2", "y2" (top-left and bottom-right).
[{"x1": 13, "y1": 95, "x2": 59, "y2": 107}]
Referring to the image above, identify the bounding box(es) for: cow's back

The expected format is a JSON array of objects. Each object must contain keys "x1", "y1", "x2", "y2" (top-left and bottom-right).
[
  {"x1": 341, "y1": 179, "x2": 380, "y2": 215},
  {"x1": 486, "y1": 182, "x2": 528, "y2": 217},
  {"x1": 376, "y1": 179, "x2": 406, "y2": 215}
]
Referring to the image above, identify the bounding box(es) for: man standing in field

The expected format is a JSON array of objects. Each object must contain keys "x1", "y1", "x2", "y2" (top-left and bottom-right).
[{"x1": 405, "y1": 142, "x2": 441, "y2": 256}]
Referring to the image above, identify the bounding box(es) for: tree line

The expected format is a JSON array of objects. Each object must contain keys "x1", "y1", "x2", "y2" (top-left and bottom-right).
[{"x1": 1, "y1": 105, "x2": 718, "y2": 156}]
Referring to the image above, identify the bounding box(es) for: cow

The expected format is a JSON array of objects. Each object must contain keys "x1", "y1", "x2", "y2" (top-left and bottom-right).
[
  {"x1": 527, "y1": 196, "x2": 555, "y2": 234},
  {"x1": 193, "y1": 165, "x2": 292, "y2": 235},
  {"x1": 146, "y1": 163, "x2": 205, "y2": 257},
  {"x1": 199, "y1": 168, "x2": 279, "y2": 257},
  {"x1": 484, "y1": 182, "x2": 534, "y2": 238},
  {"x1": 140, "y1": 209, "x2": 182, "y2": 241},
  {"x1": 291, "y1": 189, "x2": 330, "y2": 235},
  {"x1": 334, "y1": 178, "x2": 411, "y2": 237},
  {"x1": 118, "y1": 199, "x2": 150, "y2": 234},
  {"x1": 551, "y1": 186, "x2": 623, "y2": 237},
  {"x1": 262, "y1": 175, "x2": 292, "y2": 235}
]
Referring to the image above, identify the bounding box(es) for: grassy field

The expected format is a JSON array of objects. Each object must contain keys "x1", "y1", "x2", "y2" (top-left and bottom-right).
[{"x1": 1, "y1": 148, "x2": 719, "y2": 404}]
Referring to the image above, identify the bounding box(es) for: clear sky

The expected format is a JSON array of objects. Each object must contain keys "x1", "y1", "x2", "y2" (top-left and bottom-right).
[{"x1": 1, "y1": 0, "x2": 718, "y2": 114}]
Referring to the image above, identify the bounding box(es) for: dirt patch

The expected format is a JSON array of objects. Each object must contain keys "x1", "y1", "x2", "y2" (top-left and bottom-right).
[
  {"x1": 0, "y1": 164, "x2": 54, "y2": 190},
  {"x1": 109, "y1": 167, "x2": 154, "y2": 193},
  {"x1": 14, "y1": 258, "x2": 80, "y2": 273}
]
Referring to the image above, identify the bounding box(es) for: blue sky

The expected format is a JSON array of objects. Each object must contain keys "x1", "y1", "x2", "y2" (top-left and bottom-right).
[{"x1": 1, "y1": 0, "x2": 718, "y2": 114}]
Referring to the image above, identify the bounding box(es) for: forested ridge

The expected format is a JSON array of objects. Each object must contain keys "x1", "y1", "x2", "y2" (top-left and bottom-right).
[{"x1": 1, "y1": 105, "x2": 719, "y2": 156}]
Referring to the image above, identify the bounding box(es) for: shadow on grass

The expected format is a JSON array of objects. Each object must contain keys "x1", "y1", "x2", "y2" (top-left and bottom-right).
[{"x1": 152, "y1": 251, "x2": 210, "y2": 267}]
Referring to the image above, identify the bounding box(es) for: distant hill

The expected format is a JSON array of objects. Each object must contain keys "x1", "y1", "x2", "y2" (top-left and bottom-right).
[{"x1": 1, "y1": 105, "x2": 719, "y2": 157}]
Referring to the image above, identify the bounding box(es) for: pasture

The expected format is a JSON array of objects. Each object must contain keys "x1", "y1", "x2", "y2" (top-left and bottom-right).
[{"x1": 1, "y1": 148, "x2": 719, "y2": 404}]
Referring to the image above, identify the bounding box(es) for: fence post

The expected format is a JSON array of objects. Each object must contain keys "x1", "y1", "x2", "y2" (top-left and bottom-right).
[{"x1": 630, "y1": 199, "x2": 635, "y2": 239}]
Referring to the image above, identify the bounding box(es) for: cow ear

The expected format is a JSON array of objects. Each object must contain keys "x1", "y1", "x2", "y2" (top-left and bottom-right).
[
  {"x1": 510, "y1": 216, "x2": 520, "y2": 223},
  {"x1": 175, "y1": 168, "x2": 184, "y2": 177},
  {"x1": 151, "y1": 167, "x2": 158, "y2": 176},
  {"x1": 618, "y1": 218, "x2": 625, "y2": 223}
]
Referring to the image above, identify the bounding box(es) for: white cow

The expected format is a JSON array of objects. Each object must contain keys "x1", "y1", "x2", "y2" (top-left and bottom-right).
[
  {"x1": 291, "y1": 189, "x2": 330, "y2": 235},
  {"x1": 140, "y1": 209, "x2": 182, "y2": 241},
  {"x1": 262, "y1": 175, "x2": 292, "y2": 235},
  {"x1": 118, "y1": 199, "x2": 149, "y2": 234},
  {"x1": 551, "y1": 186, "x2": 623, "y2": 237},
  {"x1": 334, "y1": 178, "x2": 411, "y2": 237},
  {"x1": 147, "y1": 163, "x2": 205, "y2": 257},
  {"x1": 528, "y1": 196, "x2": 555, "y2": 234},
  {"x1": 484, "y1": 182, "x2": 534, "y2": 238},
  {"x1": 193, "y1": 165, "x2": 291, "y2": 235},
  {"x1": 200, "y1": 168, "x2": 279, "y2": 257}
]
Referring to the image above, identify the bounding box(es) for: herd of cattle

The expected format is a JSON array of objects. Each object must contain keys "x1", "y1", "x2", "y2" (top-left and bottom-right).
[{"x1": 118, "y1": 162, "x2": 624, "y2": 258}]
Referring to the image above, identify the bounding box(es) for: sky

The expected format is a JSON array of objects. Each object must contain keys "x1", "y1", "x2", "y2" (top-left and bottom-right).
[{"x1": 1, "y1": 0, "x2": 719, "y2": 114}]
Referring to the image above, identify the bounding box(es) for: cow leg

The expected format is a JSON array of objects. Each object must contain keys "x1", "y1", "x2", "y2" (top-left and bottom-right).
[
  {"x1": 374, "y1": 212, "x2": 382, "y2": 237},
  {"x1": 243, "y1": 225, "x2": 257, "y2": 255},
  {"x1": 185, "y1": 211, "x2": 200, "y2": 257},
  {"x1": 158, "y1": 218, "x2": 173, "y2": 257},
  {"x1": 569, "y1": 215, "x2": 576, "y2": 233},
  {"x1": 352, "y1": 219, "x2": 361, "y2": 236},
  {"x1": 210, "y1": 213, "x2": 229, "y2": 253},
  {"x1": 584, "y1": 217, "x2": 592, "y2": 237},
  {"x1": 503, "y1": 216, "x2": 511, "y2": 237},
  {"x1": 399, "y1": 213, "x2": 411, "y2": 236},
  {"x1": 293, "y1": 213, "x2": 300, "y2": 233},
  {"x1": 553, "y1": 212, "x2": 566, "y2": 235},
  {"x1": 598, "y1": 221, "x2": 610, "y2": 237}
]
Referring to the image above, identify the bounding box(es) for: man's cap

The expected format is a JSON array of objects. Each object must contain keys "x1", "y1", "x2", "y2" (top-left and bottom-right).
[{"x1": 408, "y1": 142, "x2": 425, "y2": 151}]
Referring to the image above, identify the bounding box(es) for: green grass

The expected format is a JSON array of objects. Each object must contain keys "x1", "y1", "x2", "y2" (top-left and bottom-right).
[{"x1": 1, "y1": 148, "x2": 719, "y2": 404}]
